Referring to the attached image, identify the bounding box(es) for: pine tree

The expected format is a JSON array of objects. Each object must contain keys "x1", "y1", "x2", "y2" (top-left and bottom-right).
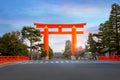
[
  {"x1": 90, "y1": 3, "x2": 120, "y2": 56},
  {"x1": 0, "y1": 31, "x2": 28, "y2": 56},
  {"x1": 87, "y1": 33, "x2": 96, "y2": 52},
  {"x1": 109, "y1": 3, "x2": 120, "y2": 55},
  {"x1": 98, "y1": 21, "x2": 116, "y2": 53},
  {"x1": 21, "y1": 26, "x2": 42, "y2": 59}
]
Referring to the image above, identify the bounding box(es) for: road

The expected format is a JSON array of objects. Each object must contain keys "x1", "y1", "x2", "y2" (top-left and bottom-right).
[{"x1": 0, "y1": 60, "x2": 120, "y2": 80}]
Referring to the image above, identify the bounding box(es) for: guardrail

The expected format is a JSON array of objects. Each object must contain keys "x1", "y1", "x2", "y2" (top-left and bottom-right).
[
  {"x1": 0, "y1": 56, "x2": 29, "y2": 63},
  {"x1": 98, "y1": 56, "x2": 120, "y2": 61}
]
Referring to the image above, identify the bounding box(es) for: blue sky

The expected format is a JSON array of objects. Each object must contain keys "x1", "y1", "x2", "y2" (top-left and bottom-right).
[{"x1": 0, "y1": 0, "x2": 120, "y2": 52}]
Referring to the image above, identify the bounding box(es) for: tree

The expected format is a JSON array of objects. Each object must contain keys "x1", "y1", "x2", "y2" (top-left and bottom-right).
[
  {"x1": 87, "y1": 3, "x2": 120, "y2": 56},
  {"x1": 89, "y1": 21, "x2": 117, "y2": 56},
  {"x1": 87, "y1": 33, "x2": 98, "y2": 59},
  {"x1": 109, "y1": 3, "x2": 120, "y2": 55},
  {"x1": 21, "y1": 26, "x2": 42, "y2": 59},
  {"x1": 64, "y1": 40, "x2": 71, "y2": 54},
  {"x1": 63, "y1": 40, "x2": 71, "y2": 59},
  {"x1": 98, "y1": 21, "x2": 116, "y2": 54},
  {"x1": 49, "y1": 46, "x2": 53, "y2": 59},
  {"x1": 39, "y1": 45, "x2": 53, "y2": 59},
  {"x1": 87, "y1": 33, "x2": 97, "y2": 52},
  {"x1": 41, "y1": 49, "x2": 46, "y2": 58},
  {"x1": 29, "y1": 43, "x2": 53, "y2": 60},
  {"x1": 0, "y1": 31, "x2": 28, "y2": 56}
]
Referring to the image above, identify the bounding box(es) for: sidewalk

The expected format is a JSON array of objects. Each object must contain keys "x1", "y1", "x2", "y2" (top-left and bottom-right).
[{"x1": 0, "y1": 61, "x2": 22, "y2": 68}]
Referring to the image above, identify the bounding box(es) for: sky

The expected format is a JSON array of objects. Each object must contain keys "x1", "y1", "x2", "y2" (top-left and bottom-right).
[{"x1": 0, "y1": 0, "x2": 120, "y2": 52}]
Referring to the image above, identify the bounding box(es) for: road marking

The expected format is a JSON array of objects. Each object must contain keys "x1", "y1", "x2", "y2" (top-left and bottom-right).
[
  {"x1": 65, "y1": 60, "x2": 69, "y2": 63},
  {"x1": 60, "y1": 61, "x2": 64, "y2": 63},
  {"x1": 45, "y1": 61, "x2": 49, "y2": 63},
  {"x1": 69, "y1": 61, "x2": 74, "y2": 63},
  {"x1": 55, "y1": 61, "x2": 59, "y2": 63},
  {"x1": 34, "y1": 62, "x2": 39, "y2": 64},
  {"x1": 40, "y1": 61, "x2": 43, "y2": 64},
  {"x1": 50, "y1": 61, "x2": 54, "y2": 63},
  {"x1": 20, "y1": 60, "x2": 119, "y2": 64}
]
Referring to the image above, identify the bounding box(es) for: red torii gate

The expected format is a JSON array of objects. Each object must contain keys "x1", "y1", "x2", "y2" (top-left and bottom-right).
[{"x1": 34, "y1": 22, "x2": 86, "y2": 60}]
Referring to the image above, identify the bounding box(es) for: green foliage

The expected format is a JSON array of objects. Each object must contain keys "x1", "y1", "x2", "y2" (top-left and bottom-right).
[
  {"x1": 21, "y1": 26, "x2": 42, "y2": 59},
  {"x1": 0, "y1": 31, "x2": 28, "y2": 56},
  {"x1": 38, "y1": 45, "x2": 53, "y2": 59},
  {"x1": 87, "y1": 33, "x2": 97, "y2": 53},
  {"x1": 97, "y1": 3, "x2": 120, "y2": 54},
  {"x1": 87, "y1": 3, "x2": 120, "y2": 55},
  {"x1": 109, "y1": 3, "x2": 120, "y2": 54},
  {"x1": 62, "y1": 53, "x2": 71, "y2": 59},
  {"x1": 41, "y1": 49, "x2": 46, "y2": 57},
  {"x1": 63, "y1": 40, "x2": 71, "y2": 59},
  {"x1": 49, "y1": 46, "x2": 53, "y2": 59}
]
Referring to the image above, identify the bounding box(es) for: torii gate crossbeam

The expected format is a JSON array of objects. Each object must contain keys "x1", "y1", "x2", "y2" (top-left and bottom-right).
[{"x1": 34, "y1": 22, "x2": 86, "y2": 60}]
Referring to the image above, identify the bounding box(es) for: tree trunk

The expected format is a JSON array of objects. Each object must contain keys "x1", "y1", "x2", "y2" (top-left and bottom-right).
[{"x1": 30, "y1": 40, "x2": 32, "y2": 60}]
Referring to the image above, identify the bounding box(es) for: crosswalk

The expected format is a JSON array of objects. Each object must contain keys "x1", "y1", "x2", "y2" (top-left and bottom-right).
[{"x1": 21, "y1": 60, "x2": 118, "y2": 64}]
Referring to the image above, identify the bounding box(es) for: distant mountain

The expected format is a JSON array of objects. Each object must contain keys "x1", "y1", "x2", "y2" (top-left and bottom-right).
[
  {"x1": 54, "y1": 52, "x2": 61, "y2": 54},
  {"x1": 53, "y1": 52, "x2": 62, "y2": 58}
]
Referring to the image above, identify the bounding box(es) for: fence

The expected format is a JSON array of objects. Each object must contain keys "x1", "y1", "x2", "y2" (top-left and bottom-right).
[
  {"x1": 98, "y1": 56, "x2": 120, "y2": 61},
  {"x1": 0, "y1": 56, "x2": 29, "y2": 63}
]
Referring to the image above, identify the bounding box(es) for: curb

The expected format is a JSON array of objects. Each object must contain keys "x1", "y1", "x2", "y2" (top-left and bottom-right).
[{"x1": 0, "y1": 61, "x2": 22, "y2": 68}]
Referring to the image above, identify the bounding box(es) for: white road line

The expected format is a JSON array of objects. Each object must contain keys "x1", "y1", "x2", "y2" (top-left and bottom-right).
[
  {"x1": 45, "y1": 61, "x2": 49, "y2": 63},
  {"x1": 40, "y1": 61, "x2": 43, "y2": 64},
  {"x1": 23, "y1": 62, "x2": 27, "y2": 64},
  {"x1": 50, "y1": 61, "x2": 54, "y2": 63},
  {"x1": 71, "y1": 61, "x2": 74, "y2": 63},
  {"x1": 75, "y1": 61, "x2": 79, "y2": 63},
  {"x1": 20, "y1": 60, "x2": 119, "y2": 64},
  {"x1": 28, "y1": 62, "x2": 33, "y2": 64},
  {"x1": 34, "y1": 62, "x2": 39, "y2": 64},
  {"x1": 55, "y1": 61, "x2": 59, "y2": 63},
  {"x1": 60, "y1": 61, "x2": 64, "y2": 63},
  {"x1": 65, "y1": 60, "x2": 69, "y2": 63}
]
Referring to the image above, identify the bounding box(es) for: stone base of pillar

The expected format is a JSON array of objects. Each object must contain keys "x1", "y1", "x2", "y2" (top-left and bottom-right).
[
  {"x1": 45, "y1": 56, "x2": 49, "y2": 60},
  {"x1": 71, "y1": 56, "x2": 76, "y2": 60}
]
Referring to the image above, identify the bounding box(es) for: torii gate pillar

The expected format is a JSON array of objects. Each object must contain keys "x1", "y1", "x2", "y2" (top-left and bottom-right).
[
  {"x1": 44, "y1": 26, "x2": 49, "y2": 60},
  {"x1": 71, "y1": 26, "x2": 77, "y2": 60}
]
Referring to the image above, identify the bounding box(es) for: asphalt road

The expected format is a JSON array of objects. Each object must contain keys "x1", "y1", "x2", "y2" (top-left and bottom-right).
[{"x1": 0, "y1": 60, "x2": 120, "y2": 80}]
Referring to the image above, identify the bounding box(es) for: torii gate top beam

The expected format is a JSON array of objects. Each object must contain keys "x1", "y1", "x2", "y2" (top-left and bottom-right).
[{"x1": 34, "y1": 22, "x2": 86, "y2": 28}]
